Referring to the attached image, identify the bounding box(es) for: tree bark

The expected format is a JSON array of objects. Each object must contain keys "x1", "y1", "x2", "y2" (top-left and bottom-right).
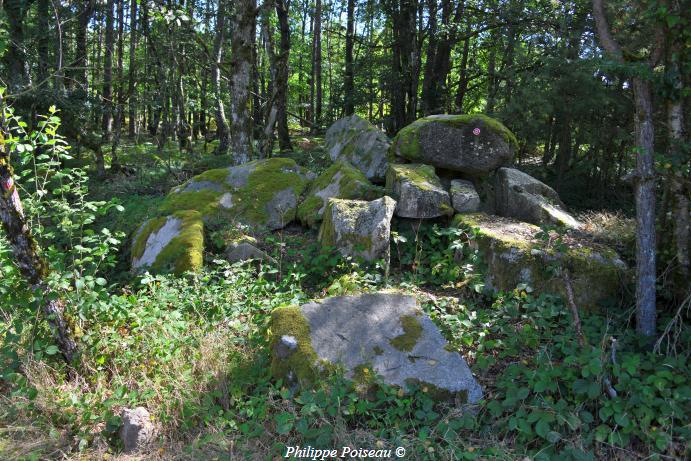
[
  {"x1": 310, "y1": 0, "x2": 322, "y2": 132},
  {"x1": 275, "y1": 0, "x2": 293, "y2": 151},
  {"x1": 111, "y1": 0, "x2": 125, "y2": 173},
  {"x1": 2, "y1": 0, "x2": 33, "y2": 93},
  {"x1": 100, "y1": 0, "x2": 115, "y2": 177},
  {"x1": 128, "y1": 0, "x2": 138, "y2": 137},
  {"x1": 229, "y1": 0, "x2": 256, "y2": 164},
  {"x1": 592, "y1": 0, "x2": 657, "y2": 338},
  {"x1": 0, "y1": 126, "x2": 78, "y2": 366},
  {"x1": 344, "y1": 0, "x2": 356, "y2": 115},
  {"x1": 213, "y1": 0, "x2": 230, "y2": 155}
]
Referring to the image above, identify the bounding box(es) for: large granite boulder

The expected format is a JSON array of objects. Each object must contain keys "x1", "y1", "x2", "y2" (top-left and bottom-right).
[
  {"x1": 453, "y1": 213, "x2": 628, "y2": 310},
  {"x1": 297, "y1": 160, "x2": 383, "y2": 228},
  {"x1": 450, "y1": 179, "x2": 481, "y2": 213},
  {"x1": 318, "y1": 196, "x2": 396, "y2": 262},
  {"x1": 495, "y1": 167, "x2": 581, "y2": 229},
  {"x1": 386, "y1": 164, "x2": 453, "y2": 218},
  {"x1": 131, "y1": 210, "x2": 204, "y2": 275},
  {"x1": 270, "y1": 293, "x2": 483, "y2": 403},
  {"x1": 160, "y1": 158, "x2": 311, "y2": 231},
  {"x1": 389, "y1": 114, "x2": 517, "y2": 175},
  {"x1": 325, "y1": 115, "x2": 390, "y2": 181}
]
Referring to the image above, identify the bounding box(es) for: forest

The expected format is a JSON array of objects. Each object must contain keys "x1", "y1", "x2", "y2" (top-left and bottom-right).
[{"x1": 0, "y1": 0, "x2": 689, "y2": 459}]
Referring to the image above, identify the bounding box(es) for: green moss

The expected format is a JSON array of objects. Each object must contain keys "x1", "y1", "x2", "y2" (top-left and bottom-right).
[
  {"x1": 159, "y1": 189, "x2": 224, "y2": 217},
  {"x1": 386, "y1": 163, "x2": 441, "y2": 195},
  {"x1": 298, "y1": 160, "x2": 382, "y2": 228},
  {"x1": 452, "y1": 213, "x2": 627, "y2": 310},
  {"x1": 390, "y1": 114, "x2": 519, "y2": 161},
  {"x1": 389, "y1": 315, "x2": 423, "y2": 352},
  {"x1": 373, "y1": 346, "x2": 384, "y2": 356},
  {"x1": 149, "y1": 210, "x2": 204, "y2": 274},
  {"x1": 233, "y1": 158, "x2": 308, "y2": 226},
  {"x1": 194, "y1": 167, "x2": 232, "y2": 184},
  {"x1": 270, "y1": 306, "x2": 318, "y2": 384},
  {"x1": 318, "y1": 198, "x2": 374, "y2": 256}
]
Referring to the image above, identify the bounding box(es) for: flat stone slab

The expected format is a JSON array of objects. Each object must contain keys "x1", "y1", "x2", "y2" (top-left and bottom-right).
[{"x1": 270, "y1": 293, "x2": 483, "y2": 403}]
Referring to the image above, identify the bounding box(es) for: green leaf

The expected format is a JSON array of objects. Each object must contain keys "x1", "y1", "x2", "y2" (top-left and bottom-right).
[
  {"x1": 545, "y1": 430, "x2": 561, "y2": 443},
  {"x1": 44, "y1": 345, "x2": 59, "y2": 355},
  {"x1": 535, "y1": 418, "x2": 550, "y2": 439},
  {"x1": 275, "y1": 412, "x2": 294, "y2": 434}
]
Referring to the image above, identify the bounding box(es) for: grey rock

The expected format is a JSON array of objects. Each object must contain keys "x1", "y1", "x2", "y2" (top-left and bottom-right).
[
  {"x1": 319, "y1": 196, "x2": 396, "y2": 263},
  {"x1": 325, "y1": 115, "x2": 390, "y2": 181},
  {"x1": 450, "y1": 179, "x2": 481, "y2": 213},
  {"x1": 275, "y1": 335, "x2": 298, "y2": 359},
  {"x1": 132, "y1": 216, "x2": 182, "y2": 270},
  {"x1": 385, "y1": 164, "x2": 453, "y2": 218},
  {"x1": 390, "y1": 114, "x2": 517, "y2": 174},
  {"x1": 120, "y1": 407, "x2": 156, "y2": 453},
  {"x1": 495, "y1": 167, "x2": 581, "y2": 229},
  {"x1": 297, "y1": 160, "x2": 383, "y2": 228},
  {"x1": 273, "y1": 293, "x2": 483, "y2": 403},
  {"x1": 453, "y1": 213, "x2": 628, "y2": 310},
  {"x1": 224, "y1": 241, "x2": 276, "y2": 264}
]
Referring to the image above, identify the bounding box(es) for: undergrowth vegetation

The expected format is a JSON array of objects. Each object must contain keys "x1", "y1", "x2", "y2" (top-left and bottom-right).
[{"x1": 1, "y1": 115, "x2": 689, "y2": 460}]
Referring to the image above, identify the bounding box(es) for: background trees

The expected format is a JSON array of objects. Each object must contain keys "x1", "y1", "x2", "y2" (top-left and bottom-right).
[{"x1": 0, "y1": 0, "x2": 688, "y2": 320}]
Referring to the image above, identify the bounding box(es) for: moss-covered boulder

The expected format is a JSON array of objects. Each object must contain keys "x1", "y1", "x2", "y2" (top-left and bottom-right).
[
  {"x1": 318, "y1": 196, "x2": 396, "y2": 263},
  {"x1": 160, "y1": 158, "x2": 311, "y2": 231},
  {"x1": 324, "y1": 115, "x2": 390, "y2": 181},
  {"x1": 389, "y1": 114, "x2": 517, "y2": 175},
  {"x1": 270, "y1": 293, "x2": 483, "y2": 402},
  {"x1": 453, "y1": 213, "x2": 628, "y2": 310},
  {"x1": 297, "y1": 160, "x2": 383, "y2": 228},
  {"x1": 131, "y1": 210, "x2": 204, "y2": 275},
  {"x1": 386, "y1": 163, "x2": 453, "y2": 218},
  {"x1": 224, "y1": 235, "x2": 276, "y2": 265},
  {"x1": 450, "y1": 179, "x2": 481, "y2": 213},
  {"x1": 495, "y1": 167, "x2": 581, "y2": 229}
]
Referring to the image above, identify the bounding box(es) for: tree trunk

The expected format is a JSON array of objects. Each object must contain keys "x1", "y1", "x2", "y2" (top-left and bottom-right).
[
  {"x1": 2, "y1": 0, "x2": 31, "y2": 93},
  {"x1": 213, "y1": 0, "x2": 230, "y2": 155},
  {"x1": 111, "y1": 0, "x2": 125, "y2": 173},
  {"x1": 128, "y1": 0, "x2": 138, "y2": 138},
  {"x1": 229, "y1": 0, "x2": 256, "y2": 164},
  {"x1": 37, "y1": 0, "x2": 50, "y2": 87},
  {"x1": 455, "y1": 34, "x2": 470, "y2": 113},
  {"x1": 592, "y1": 0, "x2": 658, "y2": 337},
  {"x1": 344, "y1": 0, "x2": 356, "y2": 115},
  {"x1": 100, "y1": 0, "x2": 115, "y2": 176},
  {"x1": 311, "y1": 0, "x2": 322, "y2": 132},
  {"x1": 275, "y1": 0, "x2": 293, "y2": 151},
  {"x1": 75, "y1": 1, "x2": 95, "y2": 93},
  {"x1": 0, "y1": 127, "x2": 78, "y2": 366},
  {"x1": 259, "y1": 0, "x2": 278, "y2": 157}
]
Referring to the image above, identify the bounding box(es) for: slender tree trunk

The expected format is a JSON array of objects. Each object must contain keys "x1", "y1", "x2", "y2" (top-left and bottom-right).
[
  {"x1": 260, "y1": 0, "x2": 278, "y2": 157},
  {"x1": 310, "y1": 0, "x2": 322, "y2": 132},
  {"x1": 666, "y1": 35, "x2": 689, "y2": 294},
  {"x1": 37, "y1": 0, "x2": 50, "y2": 87},
  {"x1": 128, "y1": 0, "x2": 138, "y2": 138},
  {"x1": 344, "y1": 0, "x2": 356, "y2": 115},
  {"x1": 213, "y1": 0, "x2": 230, "y2": 155},
  {"x1": 592, "y1": 0, "x2": 657, "y2": 337},
  {"x1": 2, "y1": 0, "x2": 31, "y2": 93},
  {"x1": 76, "y1": 1, "x2": 95, "y2": 93},
  {"x1": 0, "y1": 122, "x2": 78, "y2": 366},
  {"x1": 275, "y1": 0, "x2": 293, "y2": 151},
  {"x1": 420, "y1": 0, "x2": 438, "y2": 115},
  {"x1": 111, "y1": 0, "x2": 125, "y2": 173},
  {"x1": 100, "y1": 0, "x2": 115, "y2": 177},
  {"x1": 229, "y1": 0, "x2": 256, "y2": 164}
]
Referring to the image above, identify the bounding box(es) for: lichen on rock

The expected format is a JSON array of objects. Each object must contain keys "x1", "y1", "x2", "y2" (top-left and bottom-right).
[
  {"x1": 386, "y1": 163, "x2": 453, "y2": 218},
  {"x1": 389, "y1": 114, "x2": 517, "y2": 175},
  {"x1": 131, "y1": 210, "x2": 204, "y2": 275},
  {"x1": 160, "y1": 157, "x2": 311, "y2": 231},
  {"x1": 325, "y1": 115, "x2": 390, "y2": 181},
  {"x1": 318, "y1": 196, "x2": 396, "y2": 263},
  {"x1": 297, "y1": 160, "x2": 383, "y2": 228},
  {"x1": 453, "y1": 213, "x2": 628, "y2": 310}
]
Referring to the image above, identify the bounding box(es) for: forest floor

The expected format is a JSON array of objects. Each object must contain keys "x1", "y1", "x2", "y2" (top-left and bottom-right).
[{"x1": 0, "y1": 136, "x2": 688, "y2": 461}]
